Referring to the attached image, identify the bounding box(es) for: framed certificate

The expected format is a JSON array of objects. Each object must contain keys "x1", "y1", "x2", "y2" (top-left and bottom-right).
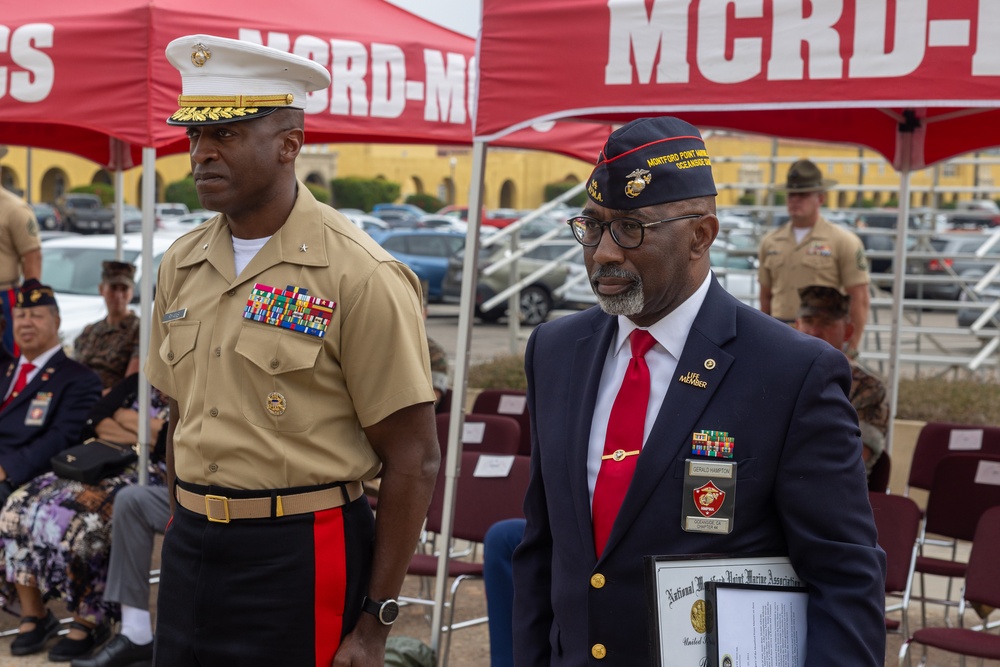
[
  {"x1": 705, "y1": 583, "x2": 808, "y2": 667},
  {"x1": 644, "y1": 554, "x2": 803, "y2": 667}
]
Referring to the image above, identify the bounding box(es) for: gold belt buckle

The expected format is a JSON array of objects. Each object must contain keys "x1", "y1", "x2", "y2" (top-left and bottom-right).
[{"x1": 204, "y1": 494, "x2": 231, "y2": 523}]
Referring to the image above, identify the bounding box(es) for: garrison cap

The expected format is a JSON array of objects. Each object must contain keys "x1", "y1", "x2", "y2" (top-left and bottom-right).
[
  {"x1": 586, "y1": 117, "x2": 717, "y2": 210},
  {"x1": 797, "y1": 285, "x2": 850, "y2": 320},
  {"x1": 165, "y1": 34, "x2": 331, "y2": 126},
  {"x1": 101, "y1": 260, "x2": 135, "y2": 287},
  {"x1": 15, "y1": 279, "x2": 57, "y2": 310}
]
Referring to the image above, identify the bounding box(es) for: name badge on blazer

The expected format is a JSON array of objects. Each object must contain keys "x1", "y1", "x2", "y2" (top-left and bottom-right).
[
  {"x1": 24, "y1": 392, "x2": 53, "y2": 426},
  {"x1": 681, "y1": 459, "x2": 736, "y2": 534}
]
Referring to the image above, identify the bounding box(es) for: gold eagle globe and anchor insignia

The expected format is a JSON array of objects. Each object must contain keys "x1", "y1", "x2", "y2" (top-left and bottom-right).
[
  {"x1": 265, "y1": 392, "x2": 287, "y2": 416},
  {"x1": 191, "y1": 43, "x2": 212, "y2": 67},
  {"x1": 690, "y1": 599, "x2": 707, "y2": 634},
  {"x1": 624, "y1": 168, "x2": 652, "y2": 198}
]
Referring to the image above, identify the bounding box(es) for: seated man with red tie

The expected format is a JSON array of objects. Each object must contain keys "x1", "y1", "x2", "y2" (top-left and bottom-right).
[{"x1": 0, "y1": 279, "x2": 102, "y2": 505}]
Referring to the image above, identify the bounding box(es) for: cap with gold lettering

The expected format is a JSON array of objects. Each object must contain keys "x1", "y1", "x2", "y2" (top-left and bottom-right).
[
  {"x1": 586, "y1": 117, "x2": 717, "y2": 210},
  {"x1": 165, "y1": 34, "x2": 331, "y2": 126},
  {"x1": 15, "y1": 279, "x2": 57, "y2": 309}
]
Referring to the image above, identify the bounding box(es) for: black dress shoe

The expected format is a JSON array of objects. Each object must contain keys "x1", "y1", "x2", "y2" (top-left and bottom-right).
[
  {"x1": 9, "y1": 609, "x2": 60, "y2": 656},
  {"x1": 48, "y1": 621, "x2": 112, "y2": 662},
  {"x1": 70, "y1": 634, "x2": 154, "y2": 667}
]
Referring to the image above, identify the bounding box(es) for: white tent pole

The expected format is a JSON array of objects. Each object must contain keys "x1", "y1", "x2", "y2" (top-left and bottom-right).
[
  {"x1": 430, "y1": 140, "x2": 488, "y2": 659},
  {"x1": 137, "y1": 147, "x2": 156, "y2": 486},
  {"x1": 885, "y1": 117, "x2": 916, "y2": 454},
  {"x1": 114, "y1": 168, "x2": 125, "y2": 261}
]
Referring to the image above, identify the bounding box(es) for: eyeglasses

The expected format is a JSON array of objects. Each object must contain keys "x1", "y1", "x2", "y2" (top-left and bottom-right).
[{"x1": 567, "y1": 214, "x2": 703, "y2": 249}]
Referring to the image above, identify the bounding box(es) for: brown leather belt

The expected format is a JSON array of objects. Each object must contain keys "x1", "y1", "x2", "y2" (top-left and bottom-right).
[
  {"x1": 175, "y1": 481, "x2": 364, "y2": 523},
  {"x1": 0, "y1": 281, "x2": 20, "y2": 292}
]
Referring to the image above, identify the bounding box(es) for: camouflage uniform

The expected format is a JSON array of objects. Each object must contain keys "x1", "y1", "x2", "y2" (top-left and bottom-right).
[
  {"x1": 849, "y1": 361, "x2": 888, "y2": 477},
  {"x1": 427, "y1": 336, "x2": 449, "y2": 406},
  {"x1": 73, "y1": 312, "x2": 140, "y2": 390}
]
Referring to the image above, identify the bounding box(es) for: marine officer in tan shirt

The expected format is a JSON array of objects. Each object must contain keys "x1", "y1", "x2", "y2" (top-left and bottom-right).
[
  {"x1": 758, "y1": 159, "x2": 870, "y2": 352},
  {"x1": 0, "y1": 188, "x2": 41, "y2": 357},
  {"x1": 145, "y1": 35, "x2": 439, "y2": 667}
]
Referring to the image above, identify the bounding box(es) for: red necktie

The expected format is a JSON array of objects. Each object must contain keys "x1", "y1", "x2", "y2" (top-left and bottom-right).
[
  {"x1": 592, "y1": 330, "x2": 656, "y2": 557},
  {"x1": 2, "y1": 362, "x2": 36, "y2": 411}
]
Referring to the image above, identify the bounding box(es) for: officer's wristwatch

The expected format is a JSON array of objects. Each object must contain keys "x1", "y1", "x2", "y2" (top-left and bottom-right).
[{"x1": 361, "y1": 596, "x2": 400, "y2": 626}]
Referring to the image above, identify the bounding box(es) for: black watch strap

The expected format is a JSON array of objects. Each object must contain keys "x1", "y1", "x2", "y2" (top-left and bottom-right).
[{"x1": 361, "y1": 596, "x2": 399, "y2": 626}]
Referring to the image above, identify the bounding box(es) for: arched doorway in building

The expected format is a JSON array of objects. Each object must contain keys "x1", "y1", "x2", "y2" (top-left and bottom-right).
[
  {"x1": 305, "y1": 172, "x2": 325, "y2": 186},
  {"x1": 92, "y1": 170, "x2": 113, "y2": 186},
  {"x1": 499, "y1": 180, "x2": 516, "y2": 209},
  {"x1": 40, "y1": 168, "x2": 68, "y2": 203},
  {"x1": 136, "y1": 172, "x2": 165, "y2": 205}
]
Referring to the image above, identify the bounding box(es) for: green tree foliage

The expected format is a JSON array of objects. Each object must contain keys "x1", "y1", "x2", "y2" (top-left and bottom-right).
[
  {"x1": 330, "y1": 177, "x2": 401, "y2": 211},
  {"x1": 543, "y1": 180, "x2": 587, "y2": 207},
  {"x1": 405, "y1": 193, "x2": 444, "y2": 212},
  {"x1": 164, "y1": 176, "x2": 202, "y2": 212},
  {"x1": 70, "y1": 183, "x2": 115, "y2": 205},
  {"x1": 737, "y1": 193, "x2": 757, "y2": 205},
  {"x1": 306, "y1": 183, "x2": 331, "y2": 204}
]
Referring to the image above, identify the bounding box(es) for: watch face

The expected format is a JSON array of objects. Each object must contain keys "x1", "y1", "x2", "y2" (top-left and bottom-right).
[{"x1": 379, "y1": 600, "x2": 400, "y2": 625}]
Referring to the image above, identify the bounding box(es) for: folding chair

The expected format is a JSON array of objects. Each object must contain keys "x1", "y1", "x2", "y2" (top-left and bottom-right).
[
  {"x1": 402, "y1": 451, "x2": 530, "y2": 667},
  {"x1": 905, "y1": 422, "x2": 1000, "y2": 497},
  {"x1": 471, "y1": 389, "x2": 531, "y2": 456},
  {"x1": 435, "y1": 412, "x2": 521, "y2": 457},
  {"x1": 912, "y1": 453, "x2": 1000, "y2": 628},
  {"x1": 870, "y1": 491, "x2": 921, "y2": 638},
  {"x1": 868, "y1": 450, "x2": 892, "y2": 494},
  {"x1": 899, "y1": 505, "x2": 1000, "y2": 666}
]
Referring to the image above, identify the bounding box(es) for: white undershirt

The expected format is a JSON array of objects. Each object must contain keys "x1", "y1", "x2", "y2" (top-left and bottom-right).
[
  {"x1": 3, "y1": 343, "x2": 62, "y2": 402},
  {"x1": 793, "y1": 226, "x2": 812, "y2": 244},
  {"x1": 232, "y1": 235, "x2": 271, "y2": 276},
  {"x1": 586, "y1": 272, "x2": 713, "y2": 504}
]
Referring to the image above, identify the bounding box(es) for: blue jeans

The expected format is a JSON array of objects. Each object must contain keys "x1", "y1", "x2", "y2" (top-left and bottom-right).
[{"x1": 483, "y1": 518, "x2": 526, "y2": 667}]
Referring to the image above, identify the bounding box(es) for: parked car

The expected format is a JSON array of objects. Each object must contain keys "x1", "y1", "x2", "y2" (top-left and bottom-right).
[
  {"x1": 373, "y1": 202, "x2": 426, "y2": 218},
  {"x1": 948, "y1": 200, "x2": 1000, "y2": 230},
  {"x1": 154, "y1": 202, "x2": 190, "y2": 228},
  {"x1": 415, "y1": 214, "x2": 467, "y2": 232},
  {"x1": 41, "y1": 232, "x2": 182, "y2": 346},
  {"x1": 55, "y1": 193, "x2": 115, "y2": 234},
  {"x1": 374, "y1": 229, "x2": 466, "y2": 301},
  {"x1": 118, "y1": 204, "x2": 143, "y2": 233},
  {"x1": 372, "y1": 209, "x2": 420, "y2": 229},
  {"x1": 158, "y1": 209, "x2": 218, "y2": 233},
  {"x1": 30, "y1": 202, "x2": 62, "y2": 230},
  {"x1": 340, "y1": 210, "x2": 389, "y2": 235},
  {"x1": 905, "y1": 234, "x2": 1000, "y2": 300},
  {"x1": 442, "y1": 237, "x2": 573, "y2": 325},
  {"x1": 855, "y1": 211, "x2": 922, "y2": 229}
]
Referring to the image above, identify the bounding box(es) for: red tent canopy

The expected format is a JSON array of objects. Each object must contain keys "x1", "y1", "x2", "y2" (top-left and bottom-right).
[
  {"x1": 0, "y1": 0, "x2": 606, "y2": 166},
  {"x1": 474, "y1": 0, "x2": 1000, "y2": 169}
]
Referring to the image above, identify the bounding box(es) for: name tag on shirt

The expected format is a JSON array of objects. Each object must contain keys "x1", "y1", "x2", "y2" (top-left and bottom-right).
[
  {"x1": 25, "y1": 392, "x2": 53, "y2": 426},
  {"x1": 682, "y1": 459, "x2": 736, "y2": 534}
]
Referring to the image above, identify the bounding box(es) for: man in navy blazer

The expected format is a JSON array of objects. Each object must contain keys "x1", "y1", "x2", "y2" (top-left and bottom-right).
[
  {"x1": 0, "y1": 280, "x2": 102, "y2": 503},
  {"x1": 513, "y1": 118, "x2": 886, "y2": 666}
]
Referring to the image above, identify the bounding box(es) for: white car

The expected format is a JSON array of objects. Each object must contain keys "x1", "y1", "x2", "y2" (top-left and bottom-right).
[
  {"x1": 158, "y1": 209, "x2": 218, "y2": 233},
  {"x1": 41, "y1": 232, "x2": 183, "y2": 347}
]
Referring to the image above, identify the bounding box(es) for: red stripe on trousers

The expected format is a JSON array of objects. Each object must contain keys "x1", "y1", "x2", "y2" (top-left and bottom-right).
[{"x1": 314, "y1": 507, "x2": 347, "y2": 666}]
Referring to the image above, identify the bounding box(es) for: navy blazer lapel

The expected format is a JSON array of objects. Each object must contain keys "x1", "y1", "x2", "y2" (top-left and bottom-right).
[
  {"x1": 566, "y1": 311, "x2": 618, "y2": 558},
  {"x1": 3, "y1": 350, "x2": 66, "y2": 412},
  {"x1": 0, "y1": 359, "x2": 15, "y2": 404},
  {"x1": 600, "y1": 280, "x2": 740, "y2": 559}
]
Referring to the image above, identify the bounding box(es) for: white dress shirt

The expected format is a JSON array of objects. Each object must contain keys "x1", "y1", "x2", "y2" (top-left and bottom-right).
[{"x1": 586, "y1": 272, "x2": 713, "y2": 503}]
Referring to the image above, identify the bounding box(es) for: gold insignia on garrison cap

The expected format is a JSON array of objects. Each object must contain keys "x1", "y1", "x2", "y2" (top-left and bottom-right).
[
  {"x1": 191, "y1": 43, "x2": 211, "y2": 67},
  {"x1": 625, "y1": 168, "x2": 652, "y2": 198}
]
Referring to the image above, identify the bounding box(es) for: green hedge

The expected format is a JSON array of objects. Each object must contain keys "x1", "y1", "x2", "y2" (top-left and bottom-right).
[
  {"x1": 543, "y1": 181, "x2": 587, "y2": 207},
  {"x1": 70, "y1": 183, "x2": 115, "y2": 205},
  {"x1": 405, "y1": 193, "x2": 444, "y2": 212},
  {"x1": 306, "y1": 183, "x2": 331, "y2": 204},
  {"x1": 164, "y1": 176, "x2": 201, "y2": 212},
  {"x1": 330, "y1": 177, "x2": 400, "y2": 212}
]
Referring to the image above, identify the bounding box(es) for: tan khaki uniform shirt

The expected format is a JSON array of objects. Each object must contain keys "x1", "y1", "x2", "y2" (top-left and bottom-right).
[
  {"x1": 757, "y1": 216, "x2": 869, "y2": 320},
  {"x1": 0, "y1": 189, "x2": 40, "y2": 287},
  {"x1": 145, "y1": 186, "x2": 435, "y2": 490}
]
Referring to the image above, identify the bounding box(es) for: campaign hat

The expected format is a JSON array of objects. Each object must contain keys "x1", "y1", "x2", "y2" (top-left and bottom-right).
[
  {"x1": 585, "y1": 117, "x2": 717, "y2": 210},
  {"x1": 777, "y1": 159, "x2": 838, "y2": 193},
  {"x1": 165, "y1": 34, "x2": 331, "y2": 126}
]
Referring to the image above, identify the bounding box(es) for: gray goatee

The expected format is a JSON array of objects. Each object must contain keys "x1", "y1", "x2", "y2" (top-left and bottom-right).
[{"x1": 591, "y1": 265, "x2": 644, "y2": 316}]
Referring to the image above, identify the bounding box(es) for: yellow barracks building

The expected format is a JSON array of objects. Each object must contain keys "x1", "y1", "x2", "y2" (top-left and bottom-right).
[{"x1": 0, "y1": 134, "x2": 994, "y2": 212}]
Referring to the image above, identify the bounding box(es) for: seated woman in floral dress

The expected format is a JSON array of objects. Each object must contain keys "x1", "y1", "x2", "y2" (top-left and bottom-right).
[{"x1": 0, "y1": 374, "x2": 168, "y2": 661}]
